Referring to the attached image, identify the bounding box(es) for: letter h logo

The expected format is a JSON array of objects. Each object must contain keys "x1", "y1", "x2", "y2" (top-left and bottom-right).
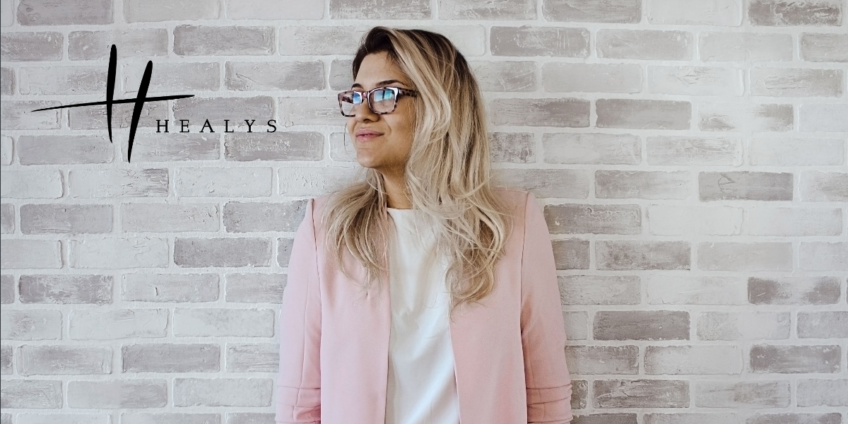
[{"x1": 31, "y1": 45, "x2": 194, "y2": 162}]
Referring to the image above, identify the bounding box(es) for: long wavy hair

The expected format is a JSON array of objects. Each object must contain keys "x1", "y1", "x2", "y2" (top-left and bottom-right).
[{"x1": 320, "y1": 26, "x2": 515, "y2": 320}]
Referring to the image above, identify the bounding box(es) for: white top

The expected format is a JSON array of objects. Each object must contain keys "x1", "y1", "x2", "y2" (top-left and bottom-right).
[{"x1": 384, "y1": 208, "x2": 460, "y2": 424}]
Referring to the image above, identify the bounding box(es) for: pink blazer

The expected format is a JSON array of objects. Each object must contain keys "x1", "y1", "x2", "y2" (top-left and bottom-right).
[{"x1": 275, "y1": 187, "x2": 573, "y2": 424}]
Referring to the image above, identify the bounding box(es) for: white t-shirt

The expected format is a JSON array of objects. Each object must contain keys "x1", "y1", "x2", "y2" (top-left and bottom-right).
[{"x1": 384, "y1": 207, "x2": 460, "y2": 424}]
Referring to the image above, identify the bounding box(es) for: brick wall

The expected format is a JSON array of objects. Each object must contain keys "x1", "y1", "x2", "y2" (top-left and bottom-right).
[{"x1": 1, "y1": 0, "x2": 846, "y2": 423}]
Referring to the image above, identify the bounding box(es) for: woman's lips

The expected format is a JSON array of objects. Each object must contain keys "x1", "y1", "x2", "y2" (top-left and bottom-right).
[{"x1": 356, "y1": 133, "x2": 382, "y2": 141}]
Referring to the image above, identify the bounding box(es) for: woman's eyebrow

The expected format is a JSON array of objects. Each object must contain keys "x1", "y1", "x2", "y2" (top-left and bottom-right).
[{"x1": 351, "y1": 79, "x2": 407, "y2": 89}]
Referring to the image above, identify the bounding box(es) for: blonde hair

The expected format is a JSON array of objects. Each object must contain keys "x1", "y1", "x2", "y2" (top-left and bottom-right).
[{"x1": 321, "y1": 26, "x2": 515, "y2": 320}]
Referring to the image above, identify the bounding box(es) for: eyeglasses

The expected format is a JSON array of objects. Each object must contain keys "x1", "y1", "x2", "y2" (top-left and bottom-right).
[{"x1": 337, "y1": 87, "x2": 418, "y2": 117}]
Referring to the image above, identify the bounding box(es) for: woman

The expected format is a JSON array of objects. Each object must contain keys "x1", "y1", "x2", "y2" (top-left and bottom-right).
[{"x1": 275, "y1": 26, "x2": 573, "y2": 424}]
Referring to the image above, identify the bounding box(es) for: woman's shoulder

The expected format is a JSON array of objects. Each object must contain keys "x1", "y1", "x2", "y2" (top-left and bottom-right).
[
  {"x1": 493, "y1": 186, "x2": 528, "y2": 201},
  {"x1": 492, "y1": 186, "x2": 532, "y2": 216}
]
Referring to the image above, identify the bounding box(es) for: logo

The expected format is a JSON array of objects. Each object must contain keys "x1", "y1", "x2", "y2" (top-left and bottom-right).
[{"x1": 31, "y1": 45, "x2": 194, "y2": 162}]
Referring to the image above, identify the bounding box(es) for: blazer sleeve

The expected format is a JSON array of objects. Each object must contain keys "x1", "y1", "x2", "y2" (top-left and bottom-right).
[
  {"x1": 276, "y1": 198, "x2": 322, "y2": 424},
  {"x1": 520, "y1": 191, "x2": 574, "y2": 423}
]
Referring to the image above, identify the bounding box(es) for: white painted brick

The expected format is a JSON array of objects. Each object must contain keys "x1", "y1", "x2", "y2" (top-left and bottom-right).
[
  {"x1": 749, "y1": 276, "x2": 841, "y2": 305},
  {"x1": 750, "y1": 137, "x2": 845, "y2": 166},
  {"x1": 123, "y1": 63, "x2": 220, "y2": 94},
  {"x1": 699, "y1": 101, "x2": 793, "y2": 132},
  {"x1": 543, "y1": 133, "x2": 641, "y2": 165},
  {"x1": 597, "y1": 30, "x2": 693, "y2": 60},
  {"x1": 797, "y1": 379, "x2": 848, "y2": 406},
  {"x1": 120, "y1": 133, "x2": 220, "y2": 163},
  {"x1": 174, "y1": 237, "x2": 272, "y2": 268},
  {"x1": 17, "y1": 414, "x2": 109, "y2": 424},
  {"x1": 749, "y1": 0, "x2": 843, "y2": 26},
  {"x1": 121, "y1": 414, "x2": 221, "y2": 424},
  {"x1": 69, "y1": 238, "x2": 169, "y2": 269},
  {"x1": 0, "y1": 170, "x2": 63, "y2": 199},
  {"x1": 698, "y1": 242, "x2": 792, "y2": 271},
  {"x1": 695, "y1": 381, "x2": 790, "y2": 408},
  {"x1": 68, "y1": 380, "x2": 167, "y2": 408},
  {"x1": 0, "y1": 33, "x2": 62, "y2": 61},
  {"x1": 542, "y1": 0, "x2": 641, "y2": 23},
  {"x1": 1, "y1": 0, "x2": 12, "y2": 26},
  {"x1": 559, "y1": 275, "x2": 640, "y2": 305},
  {"x1": 697, "y1": 311, "x2": 790, "y2": 340},
  {"x1": 279, "y1": 26, "x2": 369, "y2": 56},
  {"x1": 19, "y1": 66, "x2": 106, "y2": 95},
  {"x1": 648, "y1": 66, "x2": 743, "y2": 96},
  {"x1": 0, "y1": 136, "x2": 12, "y2": 165},
  {"x1": 227, "y1": 0, "x2": 323, "y2": 19},
  {"x1": 17, "y1": 0, "x2": 112, "y2": 25},
  {"x1": 226, "y1": 344, "x2": 278, "y2": 372},
  {"x1": 495, "y1": 169, "x2": 591, "y2": 199},
  {"x1": 647, "y1": 0, "x2": 742, "y2": 25},
  {"x1": 596, "y1": 170, "x2": 690, "y2": 199},
  {"x1": 124, "y1": 0, "x2": 219, "y2": 22},
  {"x1": 594, "y1": 379, "x2": 689, "y2": 408},
  {"x1": 0, "y1": 240, "x2": 62, "y2": 269},
  {"x1": 647, "y1": 276, "x2": 747, "y2": 305},
  {"x1": 1, "y1": 5, "x2": 846, "y2": 419},
  {"x1": 173, "y1": 308, "x2": 274, "y2": 337},
  {"x1": 801, "y1": 33, "x2": 848, "y2": 62},
  {"x1": 564, "y1": 312, "x2": 588, "y2": 341},
  {"x1": 68, "y1": 169, "x2": 168, "y2": 198},
  {"x1": 122, "y1": 203, "x2": 220, "y2": 233},
  {"x1": 472, "y1": 61, "x2": 536, "y2": 92},
  {"x1": 0, "y1": 275, "x2": 13, "y2": 304},
  {"x1": 799, "y1": 242, "x2": 848, "y2": 271},
  {"x1": 543, "y1": 63, "x2": 642, "y2": 93},
  {"x1": 751, "y1": 68, "x2": 843, "y2": 97},
  {"x1": 224, "y1": 132, "x2": 323, "y2": 161},
  {"x1": 19, "y1": 274, "x2": 112, "y2": 304},
  {"x1": 123, "y1": 344, "x2": 219, "y2": 372},
  {"x1": 225, "y1": 61, "x2": 324, "y2": 91},
  {"x1": 225, "y1": 273, "x2": 284, "y2": 303},
  {"x1": 492, "y1": 26, "x2": 589, "y2": 57},
  {"x1": 645, "y1": 346, "x2": 743, "y2": 374},
  {"x1": 18, "y1": 135, "x2": 113, "y2": 165},
  {"x1": 565, "y1": 346, "x2": 639, "y2": 375},
  {"x1": 176, "y1": 168, "x2": 273, "y2": 198},
  {"x1": 648, "y1": 205, "x2": 743, "y2": 236},
  {"x1": 700, "y1": 32, "x2": 792, "y2": 62},
  {"x1": 800, "y1": 312, "x2": 848, "y2": 339},
  {"x1": 174, "y1": 378, "x2": 273, "y2": 406},
  {"x1": 801, "y1": 171, "x2": 848, "y2": 201},
  {"x1": 799, "y1": 104, "x2": 848, "y2": 132},
  {"x1": 69, "y1": 309, "x2": 168, "y2": 340},
  {"x1": 277, "y1": 167, "x2": 361, "y2": 197},
  {"x1": 1, "y1": 358, "x2": 14, "y2": 377},
  {"x1": 19, "y1": 345, "x2": 112, "y2": 375},
  {"x1": 747, "y1": 208, "x2": 842, "y2": 236},
  {"x1": 122, "y1": 273, "x2": 220, "y2": 302},
  {"x1": 0, "y1": 310, "x2": 62, "y2": 340},
  {"x1": 69, "y1": 29, "x2": 167, "y2": 61},
  {"x1": 646, "y1": 414, "x2": 739, "y2": 424},
  {"x1": 227, "y1": 413, "x2": 275, "y2": 424},
  {"x1": 646, "y1": 136, "x2": 742, "y2": 166},
  {"x1": 397, "y1": 25, "x2": 486, "y2": 57},
  {"x1": 0, "y1": 380, "x2": 62, "y2": 408}
]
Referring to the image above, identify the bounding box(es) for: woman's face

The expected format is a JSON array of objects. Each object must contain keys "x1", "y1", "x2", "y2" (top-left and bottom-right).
[{"x1": 347, "y1": 51, "x2": 416, "y2": 178}]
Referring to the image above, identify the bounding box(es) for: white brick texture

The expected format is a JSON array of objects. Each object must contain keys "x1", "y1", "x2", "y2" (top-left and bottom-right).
[{"x1": 0, "y1": 0, "x2": 846, "y2": 423}]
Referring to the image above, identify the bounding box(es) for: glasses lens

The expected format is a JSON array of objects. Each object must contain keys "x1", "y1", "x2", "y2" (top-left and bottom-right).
[
  {"x1": 339, "y1": 91, "x2": 359, "y2": 116},
  {"x1": 339, "y1": 89, "x2": 397, "y2": 116},
  {"x1": 372, "y1": 88, "x2": 396, "y2": 113}
]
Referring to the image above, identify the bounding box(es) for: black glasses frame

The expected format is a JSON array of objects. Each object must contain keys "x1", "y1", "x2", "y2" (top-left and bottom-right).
[{"x1": 337, "y1": 87, "x2": 418, "y2": 117}]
